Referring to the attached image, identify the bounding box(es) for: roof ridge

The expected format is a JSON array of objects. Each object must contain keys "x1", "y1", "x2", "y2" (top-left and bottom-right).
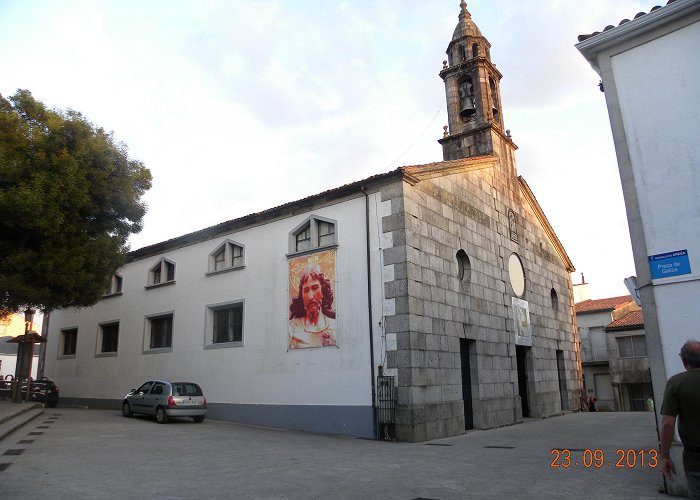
[
  {"x1": 575, "y1": 294, "x2": 633, "y2": 313},
  {"x1": 577, "y1": 0, "x2": 678, "y2": 42}
]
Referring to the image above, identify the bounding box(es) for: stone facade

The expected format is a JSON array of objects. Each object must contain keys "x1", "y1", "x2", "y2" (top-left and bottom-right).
[
  {"x1": 381, "y1": 155, "x2": 579, "y2": 441},
  {"x1": 380, "y1": 2, "x2": 581, "y2": 442}
]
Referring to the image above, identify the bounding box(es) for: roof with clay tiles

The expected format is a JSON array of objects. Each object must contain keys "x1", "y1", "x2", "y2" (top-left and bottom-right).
[
  {"x1": 605, "y1": 310, "x2": 645, "y2": 331},
  {"x1": 575, "y1": 295, "x2": 633, "y2": 313},
  {"x1": 577, "y1": 0, "x2": 681, "y2": 42}
]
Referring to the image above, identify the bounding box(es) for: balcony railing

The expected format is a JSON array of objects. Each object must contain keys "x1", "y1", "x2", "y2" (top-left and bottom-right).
[{"x1": 581, "y1": 347, "x2": 608, "y2": 363}]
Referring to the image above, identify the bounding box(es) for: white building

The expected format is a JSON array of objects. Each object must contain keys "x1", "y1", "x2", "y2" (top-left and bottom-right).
[
  {"x1": 577, "y1": 0, "x2": 700, "y2": 494},
  {"x1": 575, "y1": 295, "x2": 650, "y2": 412}
]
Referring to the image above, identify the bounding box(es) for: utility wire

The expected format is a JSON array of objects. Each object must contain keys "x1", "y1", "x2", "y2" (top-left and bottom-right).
[{"x1": 380, "y1": 105, "x2": 442, "y2": 173}]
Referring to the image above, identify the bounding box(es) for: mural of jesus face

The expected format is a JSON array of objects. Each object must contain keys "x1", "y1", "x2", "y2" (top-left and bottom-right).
[{"x1": 302, "y1": 277, "x2": 323, "y2": 324}]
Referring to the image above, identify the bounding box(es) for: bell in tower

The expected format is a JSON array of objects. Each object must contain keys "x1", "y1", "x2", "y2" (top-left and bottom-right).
[
  {"x1": 438, "y1": 1, "x2": 512, "y2": 161},
  {"x1": 459, "y1": 79, "x2": 476, "y2": 119}
]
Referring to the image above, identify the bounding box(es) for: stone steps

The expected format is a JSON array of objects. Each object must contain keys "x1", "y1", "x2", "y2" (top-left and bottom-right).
[{"x1": 0, "y1": 403, "x2": 44, "y2": 442}]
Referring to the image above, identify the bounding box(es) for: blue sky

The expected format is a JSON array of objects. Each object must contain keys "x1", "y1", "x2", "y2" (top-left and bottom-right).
[{"x1": 0, "y1": 0, "x2": 656, "y2": 299}]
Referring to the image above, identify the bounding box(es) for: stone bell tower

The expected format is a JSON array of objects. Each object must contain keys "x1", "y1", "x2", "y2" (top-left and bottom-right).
[{"x1": 438, "y1": 1, "x2": 512, "y2": 160}]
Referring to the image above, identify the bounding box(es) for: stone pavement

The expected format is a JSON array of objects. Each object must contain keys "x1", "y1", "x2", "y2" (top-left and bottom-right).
[{"x1": 0, "y1": 405, "x2": 685, "y2": 499}]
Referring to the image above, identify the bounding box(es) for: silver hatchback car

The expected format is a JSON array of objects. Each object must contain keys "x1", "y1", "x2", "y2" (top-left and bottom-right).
[{"x1": 122, "y1": 380, "x2": 207, "y2": 424}]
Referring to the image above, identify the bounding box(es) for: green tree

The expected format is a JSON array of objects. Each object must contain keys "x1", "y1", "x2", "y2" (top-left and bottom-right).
[{"x1": 0, "y1": 90, "x2": 152, "y2": 312}]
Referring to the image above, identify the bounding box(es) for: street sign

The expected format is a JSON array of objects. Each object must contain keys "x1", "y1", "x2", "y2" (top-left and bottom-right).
[{"x1": 648, "y1": 249, "x2": 691, "y2": 280}]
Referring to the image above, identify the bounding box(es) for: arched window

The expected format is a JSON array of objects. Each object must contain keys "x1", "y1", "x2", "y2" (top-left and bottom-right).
[
  {"x1": 460, "y1": 44, "x2": 467, "y2": 62},
  {"x1": 489, "y1": 77, "x2": 500, "y2": 121},
  {"x1": 472, "y1": 43, "x2": 479, "y2": 58},
  {"x1": 456, "y1": 249, "x2": 472, "y2": 283},
  {"x1": 458, "y1": 76, "x2": 476, "y2": 120},
  {"x1": 551, "y1": 288, "x2": 559, "y2": 310}
]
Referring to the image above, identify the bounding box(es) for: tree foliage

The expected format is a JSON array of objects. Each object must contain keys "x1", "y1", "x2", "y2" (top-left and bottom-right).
[{"x1": 0, "y1": 90, "x2": 152, "y2": 312}]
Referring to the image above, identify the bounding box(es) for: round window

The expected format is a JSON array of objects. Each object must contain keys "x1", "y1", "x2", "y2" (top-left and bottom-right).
[{"x1": 508, "y1": 253, "x2": 526, "y2": 297}]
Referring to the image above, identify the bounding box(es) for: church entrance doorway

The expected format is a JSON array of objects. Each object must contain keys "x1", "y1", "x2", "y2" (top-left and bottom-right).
[
  {"x1": 516, "y1": 345, "x2": 530, "y2": 418},
  {"x1": 459, "y1": 339, "x2": 474, "y2": 430}
]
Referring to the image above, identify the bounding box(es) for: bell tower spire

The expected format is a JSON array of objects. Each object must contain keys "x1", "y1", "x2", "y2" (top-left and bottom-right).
[{"x1": 438, "y1": 1, "x2": 511, "y2": 160}]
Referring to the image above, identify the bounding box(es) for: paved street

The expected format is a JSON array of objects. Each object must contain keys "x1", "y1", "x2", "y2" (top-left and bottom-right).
[{"x1": 0, "y1": 409, "x2": 674, "y2": 499}]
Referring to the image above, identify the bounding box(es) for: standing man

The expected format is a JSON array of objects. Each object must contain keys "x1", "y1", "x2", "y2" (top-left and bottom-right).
[{"x1": 660, "y1": 340, "x2": 700, "y2": 499}]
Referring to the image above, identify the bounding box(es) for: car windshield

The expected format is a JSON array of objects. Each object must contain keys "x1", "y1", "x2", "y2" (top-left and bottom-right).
[{"x1": 172, "y1": 383, "x2": 202, "y2": 397}]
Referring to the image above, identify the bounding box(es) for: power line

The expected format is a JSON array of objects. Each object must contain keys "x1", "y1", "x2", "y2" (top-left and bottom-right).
[{"x1": 380, "y1": 105, "x2": 442, "y2": 173}]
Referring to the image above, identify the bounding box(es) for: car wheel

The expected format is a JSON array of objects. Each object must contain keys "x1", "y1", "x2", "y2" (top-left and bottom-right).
[
  {"x1": 156, "y1": 407, "x2": 168, "y2": 424},
  {"x1": 48, "y1": 400, "x2": 58, "y2": 408},
  {"x1": 122, "y1": 401, "x2": 133, "y2": 417},
  {"x1": 192, "y1": 415, "x2": 205, "y2": 423}
]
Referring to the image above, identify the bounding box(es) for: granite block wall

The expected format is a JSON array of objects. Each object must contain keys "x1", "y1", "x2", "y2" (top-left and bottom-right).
[{"x1": 381, "y1": 156, "x2": 579, "y2": 442}]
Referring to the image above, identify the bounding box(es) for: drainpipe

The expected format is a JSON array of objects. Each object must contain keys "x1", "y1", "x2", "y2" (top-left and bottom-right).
[
  {"x1": 567, "y1": 274, "x2": 584, "y2": 410},
  {"x1": 362, "y1": 187, "x2": 378, "y2": 439}
]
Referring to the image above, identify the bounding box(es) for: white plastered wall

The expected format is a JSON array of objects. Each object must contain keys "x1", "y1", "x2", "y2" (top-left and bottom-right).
[
  {"x1": 46, "y1": 194, "x2": 383, "y2": 408},
  {"x1": 610, "y1": 19, "x2": 700, "y2": 378}
]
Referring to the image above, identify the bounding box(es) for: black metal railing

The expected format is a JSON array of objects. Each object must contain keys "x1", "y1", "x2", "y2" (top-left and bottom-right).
[{"x1": 377, "y1": 375, "x2": 395, "y2": 440}]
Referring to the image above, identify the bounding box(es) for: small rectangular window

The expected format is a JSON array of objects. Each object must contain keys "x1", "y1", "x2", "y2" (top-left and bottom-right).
[
  {"x1": 617, "y1": 335, "x2": 647, "y2": 358},
  {"x1": 617, "y1": 337, "x2": 632, "y2": 358},
  {"x1": 318, "y1": 221, "x2": 335, "y2": 247},
  {"x1": 165, "y1": 261, "x2": 175, "y2": 282},
  {"x1": 104, "y1": 274, "x2": 123, "y2": 296},
  {"x1": 214, "y1": 248, "x2": 226, "y2": 271},
  {"x1": 149, "y1": 315, "x2": 173, "y2": 349},
  {"x1": 296, "y1": 226, "x2": 311, "y2": 252},
  {"x1": 212, "y1": 304, "x2": 243, "y2": 344},
  {"x1": 632, "y1": 335, "x2": 647, "y2": 357},
  {"x1": 61, "y1": 328, "x2": 78, "y2": 356},
  {"x1": 232, "y1": 244, "x2": 244, "y2": 268},
  {"x1": 100, "y1": 322, "x2": 119, "y2": 353}
]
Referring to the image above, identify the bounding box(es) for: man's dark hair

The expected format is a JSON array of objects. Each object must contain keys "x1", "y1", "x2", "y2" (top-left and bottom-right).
[
  {"x1": 680, "y1": 340, "x2": 700, "y2": 369},
  {"x1": 289, "y1": 271, "x2": 336, "y2": 320}
]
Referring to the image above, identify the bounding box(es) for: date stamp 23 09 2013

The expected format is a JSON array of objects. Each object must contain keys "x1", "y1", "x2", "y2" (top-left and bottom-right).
[{"x1": 550, "y1": 449, "x2": 659, "y2": 469}]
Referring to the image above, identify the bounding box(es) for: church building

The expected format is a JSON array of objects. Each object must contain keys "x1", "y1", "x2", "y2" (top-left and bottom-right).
[{"x1": 45, "y1": 2, "x2": 581, "y2": 442}]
